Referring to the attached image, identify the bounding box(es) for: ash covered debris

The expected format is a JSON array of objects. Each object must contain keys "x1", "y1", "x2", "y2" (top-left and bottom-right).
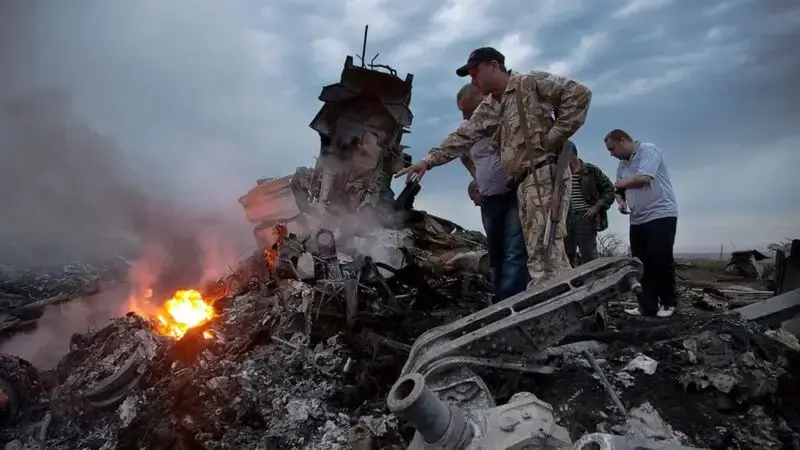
[
  {"x1": 0, "y1": 242, "x2": 487, "y2": 450},
  {"x1": 538, "y1": 313, "x2": 800, "y2": 449}
]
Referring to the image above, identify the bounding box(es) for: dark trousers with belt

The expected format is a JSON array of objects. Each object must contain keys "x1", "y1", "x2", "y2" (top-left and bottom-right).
[
  {"x1": 565, "y1": 207, "x2": 598, "y2": 267},
  {"x1": 629, "y1": 216, "x2": 678, "y2": 315},
  {"x1": 480, "y1": 191, "x2": 530, "y2": 301}
]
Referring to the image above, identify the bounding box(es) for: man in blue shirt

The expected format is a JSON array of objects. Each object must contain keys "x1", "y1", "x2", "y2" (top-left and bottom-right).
[
  {"x1": 459, "y1": 83, "x2": 529, "y2": 300},
  {"x1": 605, "y1": 129, "x2": 679, "y2": 317}
]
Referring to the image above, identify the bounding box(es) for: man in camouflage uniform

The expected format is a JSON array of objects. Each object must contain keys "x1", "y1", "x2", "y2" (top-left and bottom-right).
[{"x1": 396, "y1": 47, "x2": 592, "y2": 286}]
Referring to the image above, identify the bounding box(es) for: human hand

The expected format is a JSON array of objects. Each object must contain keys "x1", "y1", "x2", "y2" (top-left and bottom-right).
[
  {"x1": 468, "y1": 182, "x2": 484, "y2": 206},
  {"x1": 394, "y1": 160, "x2": 429, "y2": 183},
  {"x1": 615, "y1": 179, "x2": 629, "y2": 190},
  {"x1": 583, "y1": 205, "x2": 600, "y2": 218},
  {"x1": 470, "y1": 193, "x2": 485, "y2": 206},
  {"x1": 617, "y1": 201, "x2": 630, "y2": 215}
]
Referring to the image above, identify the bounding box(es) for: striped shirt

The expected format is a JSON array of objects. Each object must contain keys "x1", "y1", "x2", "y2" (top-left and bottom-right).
[{"x1": 570, "y1": 173, "x2": 589, "y2": 211}]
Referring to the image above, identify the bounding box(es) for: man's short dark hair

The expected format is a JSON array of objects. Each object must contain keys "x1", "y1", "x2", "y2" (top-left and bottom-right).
[
  {"x1": 456, "y1": 83, "x2": 477, "y2": 103},
  {"x1": 604, "y1": 129, "x2": 633, "y2": 142}
]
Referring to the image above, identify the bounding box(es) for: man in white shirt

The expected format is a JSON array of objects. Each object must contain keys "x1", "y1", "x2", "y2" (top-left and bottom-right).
[{"x1": 606, "y1": 129, "x2": 679, "y2": 318}]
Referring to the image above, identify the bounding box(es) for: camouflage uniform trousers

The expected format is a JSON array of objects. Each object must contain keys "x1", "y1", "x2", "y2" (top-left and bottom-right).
[{"x1": 515, "y1": 164, "x2": 572, "y2": 288}]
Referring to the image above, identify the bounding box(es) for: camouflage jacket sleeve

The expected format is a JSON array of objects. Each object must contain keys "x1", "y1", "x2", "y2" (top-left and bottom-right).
[
  {"x1": 587, "y1": 163, "x2": 616, "y2": 210},
  {"x1": 423, "y1": 98, "x2": 499, "y2": 168},
  {"x1": 524, "y1": 71, "x2": 592, "y2": 147}
]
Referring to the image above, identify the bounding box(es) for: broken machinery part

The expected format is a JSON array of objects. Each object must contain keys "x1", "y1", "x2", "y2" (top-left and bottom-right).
[
  {"x1": 387, "y1": 256, "x2": 655, "y2": 449},
  {"x1": 399, "y1": 256, "x2": 644, "y2": 377}
]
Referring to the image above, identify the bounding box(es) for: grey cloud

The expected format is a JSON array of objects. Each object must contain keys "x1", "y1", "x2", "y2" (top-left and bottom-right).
[
  {"x1": 388, "y1": 0, "x2": 798, "y2": 247},
  {"x1": 3, "y1": 0, "x2": 316, "y2": 210}
]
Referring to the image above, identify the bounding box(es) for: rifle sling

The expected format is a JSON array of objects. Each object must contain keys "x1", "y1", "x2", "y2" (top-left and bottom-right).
[{"x1": 513, "y1": 90, "x2": 547, "y2": 214}]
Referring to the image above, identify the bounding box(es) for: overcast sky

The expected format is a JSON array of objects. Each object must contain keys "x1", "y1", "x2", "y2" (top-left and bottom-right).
[{"x1": 2, "y1": 0, "x2": 798, "y2": 257}]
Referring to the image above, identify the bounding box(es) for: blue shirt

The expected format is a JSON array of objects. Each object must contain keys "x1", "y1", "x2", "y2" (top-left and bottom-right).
[
  {"x1": 616, "y1": 142, "x2": 678, "y2": 225},
  {"x1": 470, "y1": 137, "x2": 512, "y2": 197}
]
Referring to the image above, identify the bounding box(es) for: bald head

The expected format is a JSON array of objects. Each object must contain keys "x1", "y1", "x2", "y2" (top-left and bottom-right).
[{"x1": 456, "y1": 83, "x2": 482, "y2": 120}]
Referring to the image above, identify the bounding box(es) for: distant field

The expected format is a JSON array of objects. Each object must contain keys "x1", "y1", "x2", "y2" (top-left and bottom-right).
[{"x1": 675, "y1": 252, "x2": 727, "y2": 261}]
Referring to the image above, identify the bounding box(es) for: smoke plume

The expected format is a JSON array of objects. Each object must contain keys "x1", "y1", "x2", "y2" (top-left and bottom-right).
[{"x1": 0, "y1": 1, "x2": 283, "y2": 366}]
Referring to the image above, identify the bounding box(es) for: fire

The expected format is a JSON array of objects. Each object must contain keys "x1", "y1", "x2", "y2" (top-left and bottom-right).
[
  {"x1": 265, "y1": 247, "x2": 279, "y2": 271},
  {"x1": 155, "y1": 289, "x2": 216, "y2": 339}
]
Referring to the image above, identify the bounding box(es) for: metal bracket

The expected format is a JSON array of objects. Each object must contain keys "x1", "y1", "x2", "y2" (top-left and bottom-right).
[{"x1": 400, "y1": 256, "x2": 644, "y2": 378}]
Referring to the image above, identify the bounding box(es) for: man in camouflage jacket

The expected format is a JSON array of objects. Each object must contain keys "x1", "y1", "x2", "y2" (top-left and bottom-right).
[
  {"x1": 565, "y1": 144, "x2": 615, "y2": 266},
  {"x1": 396, "y1": 47, "x2": 592, "y2": 287}
]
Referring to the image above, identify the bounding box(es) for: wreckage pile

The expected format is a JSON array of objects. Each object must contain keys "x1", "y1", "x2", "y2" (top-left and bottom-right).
[
  {"x1": 3, "y1": 46, "x2": 800, "y2": 449},
  {"x1": 2, "y1": 235, "x2": 799, "y2": 449},
  {"x1": 0, "y1": 215, "x2": 494, "y2": 449}
]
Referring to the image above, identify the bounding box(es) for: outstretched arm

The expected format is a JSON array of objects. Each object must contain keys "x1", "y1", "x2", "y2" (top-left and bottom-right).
[{"x1": 422, "y1": 99, "x2": 499, "y2": 168}]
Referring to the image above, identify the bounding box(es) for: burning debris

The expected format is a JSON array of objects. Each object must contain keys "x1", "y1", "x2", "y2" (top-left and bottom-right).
[
  {"x1": 154, "y1": 289, "x2": 216, "y2": 340},
  {"x1": 2, "y1": 41, "x2": 800, "y2": 450}
]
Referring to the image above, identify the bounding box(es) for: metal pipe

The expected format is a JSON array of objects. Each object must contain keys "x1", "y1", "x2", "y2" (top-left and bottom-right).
[
  {"x1": 626, "y1": 275, "x2": 642, "y2": 295},
  {"x1": 386, "y1": 373, "x2": 451, "y2": 444},
  {"x1": 361, "y1": 25, "x2": 368, "y2": 68}
]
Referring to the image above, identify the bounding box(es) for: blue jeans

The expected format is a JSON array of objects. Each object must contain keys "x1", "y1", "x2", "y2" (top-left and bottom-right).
[{"x1": 480, "y1": 191, "x2": 530, "y2": 301}]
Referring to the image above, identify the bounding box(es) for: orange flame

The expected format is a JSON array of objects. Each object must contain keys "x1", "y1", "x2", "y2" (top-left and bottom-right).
[
  {"x1": 155, "y1": 289, "x2": 216, "y2": 339},
  {"x1": 265, "y1": 248, "x2": 279, "y2": 271}
]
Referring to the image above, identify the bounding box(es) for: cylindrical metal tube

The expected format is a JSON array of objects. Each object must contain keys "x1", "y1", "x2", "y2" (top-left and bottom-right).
[
  {"x1": 386, "y1": 373, "x2": 452, "y2": 444},
  {"x1": 626, "y1": 275, "x2": 642, "y2": 295}
]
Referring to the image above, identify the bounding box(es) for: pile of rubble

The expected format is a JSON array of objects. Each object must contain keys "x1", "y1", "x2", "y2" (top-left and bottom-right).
[
  {"x1": 2, "y1": 247, "x2": 798, "y2": 449},
  {"x1": 0, "y1": 218, "x2": 492, "y2": 449},
  {"x1": 2, "y1": 46, "x2": 800, "y2": 450}
]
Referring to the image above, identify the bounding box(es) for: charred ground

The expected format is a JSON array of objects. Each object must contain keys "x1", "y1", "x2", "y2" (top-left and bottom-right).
[{"x1": 1, "y1": 236, "x2": 799, "y2": 450}]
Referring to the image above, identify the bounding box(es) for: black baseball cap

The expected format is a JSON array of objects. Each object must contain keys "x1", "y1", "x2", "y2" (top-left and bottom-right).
[{"x1": 456, "y1": 47, "x2": 505, "y2": 77}]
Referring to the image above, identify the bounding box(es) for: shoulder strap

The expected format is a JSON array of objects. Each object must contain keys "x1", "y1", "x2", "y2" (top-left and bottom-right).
[{"x1": 513, "y1": 89, "x2": 537, "y2": 166}]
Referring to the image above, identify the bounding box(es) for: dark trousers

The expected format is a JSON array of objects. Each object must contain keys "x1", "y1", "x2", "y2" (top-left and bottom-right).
[
  {"x1": 480, "y1": 191, "x2": 530, "y2": 301},
  {"x1": 565, "y1": 208, "x2": 598, "y2": 267},
  {"x1": 629, "y1": 216, "x2": 678, "y2": 315}
]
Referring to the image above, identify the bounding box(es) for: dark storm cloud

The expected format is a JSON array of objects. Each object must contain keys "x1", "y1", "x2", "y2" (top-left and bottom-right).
[{"x1": 738, "y1": 0, "x2": 800, "y2": 124}]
